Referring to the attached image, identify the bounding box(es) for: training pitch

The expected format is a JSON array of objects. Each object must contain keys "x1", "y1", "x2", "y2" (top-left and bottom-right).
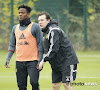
[{"x1": 0, "y1": 51, "x2": 100, "y2": 90}]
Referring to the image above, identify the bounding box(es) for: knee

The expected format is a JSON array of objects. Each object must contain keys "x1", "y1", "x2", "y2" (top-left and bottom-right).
[
  {"x1": 30, "y1": 81, "x2": 38, "y2": 86},
  {"x1": 18, "y1": 85, "x2": 27, "y2": 90},
  {"x1": 31, "y1": 82, "x2": 39, "y2": 90},
  {"x1": 63, "y1": 82, "x2": 71, "y2": 88},
  {"x1": 63, "y1": 83, "x2": 73, "y2": 90},
  {"x1": 52, "y1": 83, "x2": 61, "y2": 88}
]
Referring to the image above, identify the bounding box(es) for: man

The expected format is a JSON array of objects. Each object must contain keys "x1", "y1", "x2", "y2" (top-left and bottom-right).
[
  {"x1": 38, "y1": 12, "x2": 79, "y2": 90},
  {"x1": 5, "y1": 5, "x2": 43, "y2": 90}
]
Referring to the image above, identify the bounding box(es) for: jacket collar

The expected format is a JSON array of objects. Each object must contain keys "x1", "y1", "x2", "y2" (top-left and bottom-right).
[
  {"x1": 42, "y1": 19, "x2": 58, "y2": 33},
  {"x1": 19, "y1": 17, "x2": 31, "y2": 26}
]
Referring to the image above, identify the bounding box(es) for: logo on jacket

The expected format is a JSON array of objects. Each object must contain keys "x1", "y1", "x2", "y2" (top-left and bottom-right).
[
  {"x1": 46, "y1": 34, "x2": 48, "y2": 39},
  {"x1": 19, "y1": 33, "x2": 26, "y2": 40}
]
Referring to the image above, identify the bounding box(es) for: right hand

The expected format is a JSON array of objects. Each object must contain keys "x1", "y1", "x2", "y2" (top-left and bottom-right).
[{"x1": 5, "y1": 60, "x2": 10, "y2": 68}]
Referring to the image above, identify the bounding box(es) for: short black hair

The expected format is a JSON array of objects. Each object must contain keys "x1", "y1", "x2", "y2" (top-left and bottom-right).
[
  {"x1": 38, "y1": 11, "x2": 51, "y2": 20},
  {"x1": 18, "y1": 4, "x2": 32, "y2": 13}
]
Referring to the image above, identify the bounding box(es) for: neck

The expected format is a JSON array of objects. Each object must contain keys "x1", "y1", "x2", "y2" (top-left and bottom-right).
[{"x1": 19, "y1": 17, "x2": 31, "y2": 26}]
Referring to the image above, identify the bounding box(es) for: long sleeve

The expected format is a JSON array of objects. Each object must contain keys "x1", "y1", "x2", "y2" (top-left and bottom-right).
[
  {"x1": 31, "y1": 23, "x2": 44, "y2": 63},
  {"x1": 44, "y1": 30, "x2": 60, "y2": 62},
  {"x1": 6, "y1": 26, "x2": 16, "y2": 61}
]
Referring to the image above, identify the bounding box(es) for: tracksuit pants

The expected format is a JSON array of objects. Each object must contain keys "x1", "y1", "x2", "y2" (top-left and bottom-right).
[{"x1": 16, "y1": 61, "x2": 39, "y2": 90}]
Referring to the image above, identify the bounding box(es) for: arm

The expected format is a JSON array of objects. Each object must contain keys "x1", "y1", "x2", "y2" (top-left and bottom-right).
[
  {"x1": 31, "y1": 23, "x2": 44, "y2": 63},
  {"x1": 38, "y1": 59, "x2": 45, "y2": 71},
  {"x1": 38, "y1": 30, "x2": 60, "y2": 71},
  {"x1": 5, "y1": 26, "x2": 16, "y2": 68},
  {"x1": 43, "y1": 30, "x2": 60, "y2": 62}
]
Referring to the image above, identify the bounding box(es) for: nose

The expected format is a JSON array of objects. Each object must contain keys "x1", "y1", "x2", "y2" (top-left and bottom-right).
[
  {"x1": 38, "y1": 21, "x2": 41, "y2": 24},
  {"x1": 19, "y1": 13, "x2": 22, "y2": 16}
]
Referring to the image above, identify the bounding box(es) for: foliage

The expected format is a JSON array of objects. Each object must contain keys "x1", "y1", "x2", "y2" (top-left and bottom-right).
[{"x1": 0, "y1": 0, "x2": 100, "y2": 50}]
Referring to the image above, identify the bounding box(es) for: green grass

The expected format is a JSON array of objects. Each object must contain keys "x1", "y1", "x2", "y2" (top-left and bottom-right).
[{"x1": 0, "y1": 50, "x2": 100, "y2": 90}]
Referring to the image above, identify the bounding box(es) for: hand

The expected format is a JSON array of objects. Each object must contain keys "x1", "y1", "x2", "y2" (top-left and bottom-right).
[
  {"x1": 5, "y1": 60, "x2": 10, "y2": 68},
  {"x1": 38, "y1": 61, "x2": 43, "y2": 71}
]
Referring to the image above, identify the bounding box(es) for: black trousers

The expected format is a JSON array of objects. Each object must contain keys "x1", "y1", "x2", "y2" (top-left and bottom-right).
[{"x1": 16, "y1": 61, "x2": 39, "y2": 90}]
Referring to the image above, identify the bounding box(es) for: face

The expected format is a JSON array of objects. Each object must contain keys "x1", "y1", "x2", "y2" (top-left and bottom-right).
[
  {"x1": 18, "y1": 8, "x2": 29, "y2": 21},
  {"x1": 38, "y1": 15, "x2": 50, "y2": 29}
]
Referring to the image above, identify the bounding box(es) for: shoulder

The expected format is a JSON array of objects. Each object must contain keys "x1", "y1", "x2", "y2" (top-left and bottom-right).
[
  {"x1": 13, "y1": 25, "x2": 18, "y2": 29},
  {"x1": 48, "y1": 26, "x2": 61, "y2": 34},
  {"x1": 31, "y1": 23, "x2": 41, "y2": 36},
  {"x1": 47, "y1": 26, "x2": 61, "y2": 39},
  {"x1": 31, "y1": 23, "x2": 41, "y2": 31},
  {"x1": 32, "y1": 23, "x2": 40, "y2": 29},
  {"x1": 49, "y1": 26, "x2": 60, "y2": 31},
  {"x1": 12, "y1": 25, "x2": 18, "y2": 33}
]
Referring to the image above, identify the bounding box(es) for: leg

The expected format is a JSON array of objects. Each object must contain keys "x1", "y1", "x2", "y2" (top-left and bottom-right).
[
  {"x1": 27, "y1": 61, "x2": 39, "y2": 90},
  {"x1": 16, "y1": 61, "x2": 28, "y2": 90},
  {"x1": 52, "y1": 70, "x2": 62, "y2": 90},
  {"x1": 63, "y1": 82, "x2": 73, "y2": 90},
  {"x1": 52, "y1": 82, "x2": 62, "y2": 90},
  {"x1": 62, "y1": 64, "x2": 77, "y2": 90}
]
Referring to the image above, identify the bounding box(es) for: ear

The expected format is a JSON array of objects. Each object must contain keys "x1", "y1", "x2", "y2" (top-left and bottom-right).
[
  {"x1": 48, "y1": 19, "x2": 50, "y2": 23},
  {"x1": 28, "y1": 13, "x2": 30, "y2": 17}
]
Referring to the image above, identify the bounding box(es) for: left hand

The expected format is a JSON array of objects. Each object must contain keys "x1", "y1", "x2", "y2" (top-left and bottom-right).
[
  {"x1": 37, "y1": 62, "x2": 43, "y2": 71},
  {"x1": 38, "y1": 60, "x2": 45, "y2": 71},
  {"x1": 39, "y1": 62, "x2": 43, "y2": 71}
]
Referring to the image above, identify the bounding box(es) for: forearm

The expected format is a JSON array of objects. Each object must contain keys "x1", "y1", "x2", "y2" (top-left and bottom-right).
[
  {"x1": 38, "y1": 51, "x2": 43, "y2": 63},
  {"x1": 6, "y1": 51, "x2": 14, "y2": 61},
  {"x1": 5, "y1": 51, "x2": 14, "y2": 66},
  {"x1": 40, "y1": 59, "x2": 46, "y2": 66},
  {"x1": 44, "y1": 31, "x2": 60, "y2": 62},
  {"x1": 6, "y1": 43, "x2": 16, "y2": 61}
]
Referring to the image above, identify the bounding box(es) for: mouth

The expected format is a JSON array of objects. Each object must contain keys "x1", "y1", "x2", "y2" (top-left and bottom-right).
[
  {"x1": 39, "y1": 24, "x2": 43, "y2": 28},
  {"x1": 19, "y1": 17, "x2": 23, "y2": 20},
  {"x1": 40, "y1": 25, "x2": 42, "y2": 27}
]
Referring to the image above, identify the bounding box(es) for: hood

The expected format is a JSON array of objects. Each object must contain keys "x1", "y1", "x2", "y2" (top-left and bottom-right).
[
  {"x1": 42, "y1": 19, "x2": 58, "y2": 33},
  {"x1": 48, "y1": 19, "x2": 58, "y2": 26}
]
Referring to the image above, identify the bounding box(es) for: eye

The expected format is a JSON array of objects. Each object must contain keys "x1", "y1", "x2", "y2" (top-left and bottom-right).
[
  {"x1": 19, "y1": 12, "x2": 24, "y2": 14},
  {"x1": 41, "y1": 19, "x2": 44, "y2": 21}
]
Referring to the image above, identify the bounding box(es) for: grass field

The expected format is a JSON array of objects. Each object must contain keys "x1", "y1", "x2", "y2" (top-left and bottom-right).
[{"x1": 0, "y1": 50, "x2": 100, "y2": 90}]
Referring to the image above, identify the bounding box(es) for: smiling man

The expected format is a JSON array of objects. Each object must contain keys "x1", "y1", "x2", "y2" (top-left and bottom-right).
[{"x1": 5, "y1": 5, "x2": 43, "y2": 90}]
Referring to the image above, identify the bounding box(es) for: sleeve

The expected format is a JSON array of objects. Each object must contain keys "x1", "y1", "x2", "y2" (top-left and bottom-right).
[
  {"x1": 31, "y1": 23, "x2": 44, "y2": 63},
  {"x1": 43, "y1": 30, "x2": 60, "y2": 62},
  {"x1": 6, "y1": 26, "x2": 16, "y2": 61}
]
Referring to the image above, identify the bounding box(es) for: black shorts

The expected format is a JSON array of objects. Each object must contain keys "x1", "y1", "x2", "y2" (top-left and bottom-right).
[{"x1": 52, "y1": 64, "x2": 77, "y2": 83}]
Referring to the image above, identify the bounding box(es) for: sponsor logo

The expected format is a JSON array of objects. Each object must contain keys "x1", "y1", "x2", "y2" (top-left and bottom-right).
[
  {"x1": 17, "y1": 41, "x2": 29, "y2": 46},
  {"x1": 19, "y1": 33, "x2": 26, "y2": 40}
]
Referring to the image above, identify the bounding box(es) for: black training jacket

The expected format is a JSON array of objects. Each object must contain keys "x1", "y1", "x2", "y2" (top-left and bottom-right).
[{"x1": 42, "y1": 19, "x2": 79, "y2": 71}]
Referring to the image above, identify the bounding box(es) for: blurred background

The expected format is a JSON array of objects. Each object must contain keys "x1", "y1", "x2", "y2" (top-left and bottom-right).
[{"x1": 0, "y1": 0, "x2": 100, "y2": 50}]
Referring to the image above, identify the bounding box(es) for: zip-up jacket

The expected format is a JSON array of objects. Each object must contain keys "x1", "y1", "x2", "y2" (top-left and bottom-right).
[{"x1": 42, "y1": 20, "x2": 79, "y2": 71}]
